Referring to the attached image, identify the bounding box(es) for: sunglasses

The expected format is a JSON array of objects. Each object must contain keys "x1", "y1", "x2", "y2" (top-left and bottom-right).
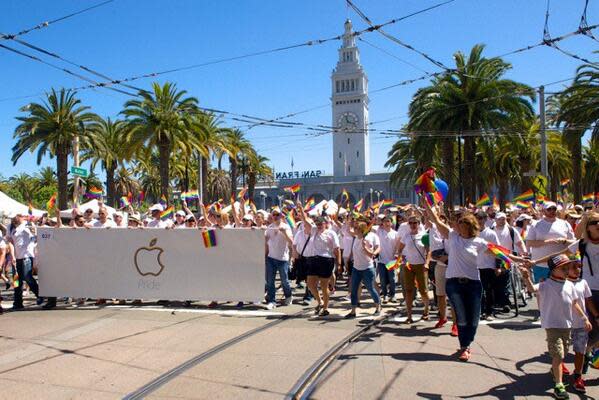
[
  {"x1": 546, "y1": 207, "x2": 557, "y2": 211},
  {"x1": 408, "y1": 221, "x2": 418, "y2": 225},
  {"x1": 589, "y1": 220, "x2": 599, "y2": 226}
]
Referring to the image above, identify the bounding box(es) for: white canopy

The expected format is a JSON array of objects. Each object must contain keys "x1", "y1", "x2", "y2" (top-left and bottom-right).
[
  {"x1": 60, "y1": 199, "x2": 117, "y2": 219},
  {"x1": 0, "y1": 190, "x2": 46, "y2": 218}
]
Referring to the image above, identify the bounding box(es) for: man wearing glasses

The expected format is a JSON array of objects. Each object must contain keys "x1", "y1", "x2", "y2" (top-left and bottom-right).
[
  {"x1": 91, "y1": 207, "x2": 116, "y2": 228},
  {"x1": 264, "y1": 208, "x2": 293, "y2": 310},
  {"x1": 527, "y1": 201, "x2": 575, "y2": 282}
]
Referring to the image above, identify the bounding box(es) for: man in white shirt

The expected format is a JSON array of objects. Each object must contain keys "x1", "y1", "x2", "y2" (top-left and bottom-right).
[
  {"x1": 147, "y1": 204, "x2": 168, "y2": 229},
  {"x1": 91, "y1": 207, "x2": 117, "y2": 228},
  {"x1": 376, "y1": 216, "x2": 399, "y2": 302},
  {"x1": 8, "y1": 213, "x2": 41, "y2": 310},
  {"x1": 527, "y1": 201, "x2": 575, "y2": 282},
  {"x1": 476, "y1": 211, "x2": 501, "y2": 320},
  {"x1": 264, "y1": 208, "x2": 293, "y2": 309}
]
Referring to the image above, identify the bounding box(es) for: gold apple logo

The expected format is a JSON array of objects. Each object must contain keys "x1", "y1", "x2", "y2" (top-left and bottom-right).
[{"x1": 134, "y1": 238, "x2": 166, "y2": 277}]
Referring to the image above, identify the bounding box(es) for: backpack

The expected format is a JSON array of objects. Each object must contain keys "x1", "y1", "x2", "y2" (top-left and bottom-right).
[
  {"x1": 579, "y1": 240, "x2": 594, "y2": 277},
  {"x1": 492, "y1": 225, "x2": 516, "y2": 254}
]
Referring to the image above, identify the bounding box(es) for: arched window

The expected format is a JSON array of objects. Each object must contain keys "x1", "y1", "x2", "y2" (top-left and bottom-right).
[
  {"x1": 351, "y1": 80, "x2": 355, "y2": 91},
  {"x1": 339, "y1": 152, "x2": 342, "y2": 159},
  {"x1": 347, "y1": 138, "x2": 350, "y2": 144},
  {"x1": 357, "y1": 150, "x2": 359, "y2": 158},
  {"x1": 336, "y1": 81, "x2": 340, "y2": 93}
]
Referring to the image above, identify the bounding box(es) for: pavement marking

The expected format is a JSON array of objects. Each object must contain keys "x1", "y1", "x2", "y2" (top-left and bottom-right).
[{"x1": 102, "y1": 305, "x2": 286, "y2": 317}]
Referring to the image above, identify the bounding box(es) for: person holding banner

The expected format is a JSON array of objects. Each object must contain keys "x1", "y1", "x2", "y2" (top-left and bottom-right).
[
  {"x1": 376, "y1": 215, "x2": 399, "y2": 303},
  {"x1": 147, "y1": 204, "x2": 168, "y2": 229},
  {"x1": 264, "y1": 208, "x2": 294, "y2": 309}
]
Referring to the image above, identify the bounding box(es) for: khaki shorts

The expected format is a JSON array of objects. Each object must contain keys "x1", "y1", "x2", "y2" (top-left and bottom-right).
[
  {"x1": 434, "y1": 264, "x2": 447, "y2": 296},
  {"x1": 546, "y1": 328, "x2": 571, "y2": 360},
  {"x1": 404, "y1": 263, "x2": 428, "y2": 293}
]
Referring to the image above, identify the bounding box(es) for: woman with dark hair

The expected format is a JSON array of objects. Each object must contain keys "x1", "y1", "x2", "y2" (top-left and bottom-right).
[{"x1": 424, "y1": 200, "x2": 526, "y2": 361}]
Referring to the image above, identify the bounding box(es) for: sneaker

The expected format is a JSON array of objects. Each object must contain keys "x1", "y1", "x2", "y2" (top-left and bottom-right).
[
  {"x1": 282, "y1": 297, "x2": 292, "y2": 306},
  {"x1": 484, "y1": 314, "x2": 494, "y2": 321},
  {"x1": 344, "y1": 312, "x2": 356, "y2": 319},
  {"x1": 236, "y1": 301, "x2": 244, "y2": 308},
  {"x1": 10, "y1": 305, "x2": 24, "y2": 311},
  {"x1": 381, "y1": 296, "x2": 388, "y2": 304},
  {"x1": 208, "y1": 301, "x2": 217, "y2": 309},
  {"x1": 553, "y1": 383, "x2": 570, "y2": 399},
  {"x1": 450, "y1": 324, "x2": 458, "y2": 337},
  {"x1": 266, "y1": 302, "x2": 276, "y2": 310},
  {"x1": 373, "y1": 308, "x2": 381, "y2": 316},
  {"x1": 388, "y1": 296, "x2": 398, "y2": 303},
  {"x1": 573, "y1": 376, "x2": 586, "y2": 393},
  {"x1": 314, "y1": 304, "x2": 322, "y2": 315},
  {"x1": 561, "y1": 363, "x2": 570, "y2": 376},
  {"x1": 583, "y1": 352, "x2": 592, "y2": 374},
  {"x1": 319, "y1": 309, "x2": 330, "y2": 317},
  {"x1": 434, "y1": 318, "x2": 448, "y2": 329},
  {"x1": 36, "y1": 297, "x2": 45, "y2": 306},
  {"x1": 300, "y1": 299, "x2": 311, "y2": 306},
  {"x1": 458, "y1": 348, "x2": 471, "y2": 362},
  {"x1": 42, "y1": 301, "x2": 56, "y2": 310},
  {"x1": 296, "y1": 283, "x2": 304, "y2": 289}
]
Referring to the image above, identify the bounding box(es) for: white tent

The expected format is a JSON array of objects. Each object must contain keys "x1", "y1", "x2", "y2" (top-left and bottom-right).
[
  {"x1": 60, "y1": 199, "x2": 117, "y2": 219},
  {"x1": 0, "y1": 190, "x2": 46, "y2": 218}
]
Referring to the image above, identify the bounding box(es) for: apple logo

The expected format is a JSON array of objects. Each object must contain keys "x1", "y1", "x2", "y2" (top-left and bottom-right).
[{"x1": 134, "y1": 238, "x2": 166, "y2": 277}]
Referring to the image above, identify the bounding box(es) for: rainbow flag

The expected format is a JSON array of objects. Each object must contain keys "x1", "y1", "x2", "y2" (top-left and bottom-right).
[
  {"x1": 46, "y1": 193, "x2": 57, "y2": 211},
  {"x1": 560, "y1": 178, "x2": 570, "y2": 187},
  {"x1": 516, "y1": 201, "x2": 531, "y2": 209},
  {"x1": 536, "y1": 195, "x2": 547, "y2": 205},
  {"x1": 557, "y1": 193, "x2": 564, "y2": 206},
  {"x1": 354, "y1": 198, "x2": 364, "y2": 212},
  {"x1": 583, "y1": 193, "x2": 594, "y2": 202},
  {"x1": 138, "y1": 191, "x2": 145, "y2": 204},
  {"x1": 493, "y1": 196, "x2": 499, "y2": 209},
  {"x1": 341, "y1": 189, "x2": 349, "y2": 204},
  {"x1": 424, "y1": 192, "x2": 443, "y2": 206},
  {"x1": 513, "y1": 189, "x2": 534, "y2": 202},
  {"x1": 385, "y1": 257, "x2": 401, "y2": 271},
  {"x1": 86, "y1": 187, "x2": 103, "y2": 199},
  {"x1": 202, "y1": 230, "x2": 217, "y2": 248},
  {"x1": 249, "y1": 199, "x2": 257, "y2": 214},
  {"x1": 120, "y1": 196, "x2": 130, "y2": 207},
  {"x1": 475, "y1": 193, "x2": 491, "y2": 208},
  {"x1": 159, "y1": 194, "x2": 168, "y2": 206},
  {"x1": 414, "y1": 168, "x2": 437, "y2": 194},
  {"x1": 591, "y1": 350, "x2": 599, "y2": 369},
  {"x1": 487, "y1": 243, "x2": 512, "y2": 269},
  {"x1": 284, "y1": 212, "x2": 296, "y2": 229},
  {"x1": 304, "y1": 196, "x2": 316, "y2": 211},
  {"x1": 187, "y1": 190, "x2": 199, "y2": 200},
  {"x1": 237, "y1": 187, "x2": 248, "y2": 200},
  {"x1": 284, "y1": 184, "x2": 301, "y2": 194},
  {"x1": 381, "y1": 199, "x2": 393, "y2": 208},
  {"x1": 12, "y1": 272, "x2": 19, "y2": 288},
  {"x1": 210, "y1": 201, "x2": 222, "y2": 214},
  {"x1": 372, "y1": 200, "x2": 383, "y2": 212},
  {"x1": 160, "y1": 206, "x2": 174, "y2": 220},
  {"x1": 27, "y1": 203, "x2": 33, "y2": 217}
]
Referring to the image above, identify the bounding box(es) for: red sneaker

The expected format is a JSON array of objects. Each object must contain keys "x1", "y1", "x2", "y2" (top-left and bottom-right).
[
  {"x1": 561, "y1": 363, "x2": 570, "y2": 375},
  {"x1": 434, "y1": 318, "x2": 448, "y2": 329},
  {"x1": 458, "y1": 348, "x2": 471, "y2": 362},
  {"x1": 573, "y1": 376, "x2": 586, "y2": 393},
  {"x1": 450, "y1": 324, "x2": 458, "y2": 337}
]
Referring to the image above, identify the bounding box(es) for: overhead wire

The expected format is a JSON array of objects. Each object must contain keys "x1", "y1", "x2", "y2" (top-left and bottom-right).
[{"x1": 579, "y1": 0, "x2": 599, "y2": 44}]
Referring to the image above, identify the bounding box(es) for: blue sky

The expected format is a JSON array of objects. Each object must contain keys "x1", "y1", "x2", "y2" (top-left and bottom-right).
[{"x1": 0, "y1": 0, "x2": 597, "y2": 180}]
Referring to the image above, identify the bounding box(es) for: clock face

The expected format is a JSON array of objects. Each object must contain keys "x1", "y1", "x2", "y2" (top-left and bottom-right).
[{"x1": 337, "y1": 112, "x2": 359, "y2": 131}]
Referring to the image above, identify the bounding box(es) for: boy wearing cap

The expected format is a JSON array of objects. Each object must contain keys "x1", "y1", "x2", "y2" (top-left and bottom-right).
[{"x1": 522, "y1": 255, "x2": 592, "y2": 399}]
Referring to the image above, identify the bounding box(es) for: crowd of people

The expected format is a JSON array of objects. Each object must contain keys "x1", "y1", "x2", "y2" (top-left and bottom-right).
[{"x1": 1, "y1": 193, "x2": 598, "y2": 398}]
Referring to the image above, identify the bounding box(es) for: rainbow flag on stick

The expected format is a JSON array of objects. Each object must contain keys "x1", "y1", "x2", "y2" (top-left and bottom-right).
[
  {"x1": 160, "y1": 206, "x2": 174, "y2": 220},
  {"x1": 237, "y1": 187, "x2": 248, "y2": 200},
  {"x1": 341, "y1": 189, "x2": 349, "y2": 204},
  {"x1": 583, "y1": 193, "x2": 594, "y2": 202},
  {"x1": 487, "y1": 243, "x2": 512, "y2": 269},
  {"x1": 353, "y1": 198, "x2": 364, "y2": 212},
  {"x1": 284, "y1": 212, "x2": 296, "y2": 229},
  {"x1": 46, "y1": 193, "x2": 57, "y2": 211},
  {"x1": 159, "y1": 194, "x2": 168, "y2": 206},
  {"x1": 304, "y1": 196, "x2": 316, "y2": 212},
  {"x1": 385, "y1": 257, "x2": 401, "y2": 271},
  {"x1": 560, "y1": 178, "x2": 570, "y2": 188},
  {"x1": 381, "y1": 199, "x2": 393, "y2": 208},
  {"x1": 424, "y1": 192, "x2": 442, "y2": 206},
  {"x1": 493, "y1": 196, "x2": 499, "y2": 210},
  {"x1": 284, "y1": 184, "x2": 301, "y2": 194},
  {"x1": 86, "y1": 187, "x2": 103, "y2": 199},
  {"x1": 120, "y1": 196, "x2": 130, "y2": 208},
  {"x1": 202, "y1": 230, "x2": 217, "y2": 248},
  {"x1": 516, "y1": 201, "x2": 531, "y2": 209},
  {"x1": 475, "y1": 193, "x2": 491, "y2": 208},
  {"x1": 513, "y1": 189, "x2": 534, "y2": 202},
  {"x1": 414, "y1": 168, "x2": 437, "y2": 194}
]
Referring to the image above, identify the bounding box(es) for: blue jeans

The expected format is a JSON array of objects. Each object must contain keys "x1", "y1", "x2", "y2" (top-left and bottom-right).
[
  {"x1": 14, "y1": 257, "x2": 39, "y2": 308},
  {"x1": 265, "y1": 257, "x2": 291, "y2": 303},
  {"x1": 446, "y1": 277, "x2": 482, "y2": 349},
  {"x1": 376, "y1": 262, "x2": 396, "y2": 298},
  {"x1": 350, "y1": 267, "x2": 381, "y2": 306}
]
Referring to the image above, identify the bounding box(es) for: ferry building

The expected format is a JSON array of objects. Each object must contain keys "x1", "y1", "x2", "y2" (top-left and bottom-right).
[{"x1": 252, "y1": 20, "x2": 414, "y2": 210}]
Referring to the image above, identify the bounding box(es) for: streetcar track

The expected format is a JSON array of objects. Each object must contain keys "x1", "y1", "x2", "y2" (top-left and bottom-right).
[{"x1": 122, "y1": 309, "x2": 311, "y2": 400}]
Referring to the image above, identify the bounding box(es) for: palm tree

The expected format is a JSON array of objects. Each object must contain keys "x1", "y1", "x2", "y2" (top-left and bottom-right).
[
  {"x1": 583, "y1": 138, "x2": 599, "y2": 193},
  {"x1": 35, "y1": 166, "x2": 57, "y2": 188},
  {"x1": 224, "y1": 128, "x2": 251, "y2": 198},
  {"x1": 9, "y1": 173, "x2": 36, "y2": 203},
  {"x1": 406, "y1": 44, "x2": 535, "y2": 203},
  {"x1": 114, "y1": 167, "x2": 141, "y2": 201},
  {"x1": 12, "y1": 88, "x2": 98, "y2": 208},
  {"x1": 246, "y1": 150, "x2": 273, "y2": 200},
  {"x1": 206, "y1": 168, "x2": 230, "y2": 202},
  {"x1": 82, "y1": 117, "x2": 131, "y2": 207},
  {"x1": 557, "y1": 61, "x2": 599, "y2": 203},
  {"x1": 122, "y1": 82, "x2": 198, "y2": 199}
]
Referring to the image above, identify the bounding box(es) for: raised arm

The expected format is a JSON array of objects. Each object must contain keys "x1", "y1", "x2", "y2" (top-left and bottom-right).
[{"x1": 422, "y1": 198, "x2": 450, "y2": 239}]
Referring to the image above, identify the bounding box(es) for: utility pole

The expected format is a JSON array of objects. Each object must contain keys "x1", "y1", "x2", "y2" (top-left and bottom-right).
[
  {"x1": 73, "y1": 128, "x2": 81, "y2": 206},
  {"x1": 539, "y1": 86, "x2": 548, "y2": 180}
]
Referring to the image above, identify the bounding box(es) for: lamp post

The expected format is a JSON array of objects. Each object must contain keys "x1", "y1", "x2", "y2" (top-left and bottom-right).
[
  {"x1": 369, "y1": 188, "x2": 373, "y2": 207},
  {"x1": 260, "y1": 191, "x2": 267, "y2": 210},
  {"x1": 375, "y1": 190, "x2": 382, "y2": 203},
  {"x1": 277, "y1": 195, "x2": 284, "y2": 208}
]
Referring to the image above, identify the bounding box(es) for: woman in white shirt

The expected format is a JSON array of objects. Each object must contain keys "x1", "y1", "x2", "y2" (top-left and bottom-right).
[{"x1": 345, "y1": 221, "x2": 381, "y2": 318}]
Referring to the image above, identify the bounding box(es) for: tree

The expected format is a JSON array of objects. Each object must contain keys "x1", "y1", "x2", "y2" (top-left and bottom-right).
[
  {"x1": 35, "y1": 166, "x2": 57, "y2": 187},
  {"x1": 224, "y1": 128, "x2": 251, "y2": 198},
  {"x1": 246, "y1": 149, "x2": 273, "y2": 200},
  {"x1": 82, "y1": 117, "x2": 131, "y2": 207},
  {"x1": 405, "y1": 44, "x2": 535, "y2": 203},
  {"x1": 122, "y1": 82, "x2": 198, "y2": 199},
  {"x1": 12, "y1": 88, "x2": 98, "y2": 209}
]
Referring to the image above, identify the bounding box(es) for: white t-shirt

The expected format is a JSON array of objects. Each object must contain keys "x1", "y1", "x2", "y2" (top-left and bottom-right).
[
  {"x1": 309, "y1": 229, "x2": 339, "y2": 258},
  {"x1": 399, "y1": 231, "x2": 427, "y2": 265},
  {"x1": 527, "y1": 218, "x2": 574, "y2": 267},
  {"x1": 429, "y1": 224, "x2": 447, "y2": 267},
  {"x1": 377, "y1": 228, "x2": 399, "y2": 264},
  {"x1": 293, "y1": 229, "x2": 314, "y2": 258},
  {"x1": 568, "y1": 240, "x2": 599, "y2": 290},
  {"x1": 341, "y1": 225, "x2": 356, "y2": 259},
  {"x1": 265, "y1": 223, "x2": 292, "y2": 261},
  {"x1": 572, "y1": 279, "x2": 592, "y2": 329},
  {"x1": 494, "y1": 224, "x2": 526, "y2": 254},
  {"x1": 9, "y1": 223, "x2": 36, "y2": 259},
  {"x1": 478, "y1": 227, "x2": 500, "y2": 270},
  {"x1": 537, "y1": 278, "x2": 579, "y2": 329},
  {"x1": 147, "y1": 219, "x2": 168, "y2": 229},
  {"x1": 446, "y1": 230, "x2": 488, "y2": 281},
  {"x1": 352, "y1": 232, "x2": 379, "y2": 270},
  {"x1": 92, "y1": 219, "x2": 117, "y2": 228}
]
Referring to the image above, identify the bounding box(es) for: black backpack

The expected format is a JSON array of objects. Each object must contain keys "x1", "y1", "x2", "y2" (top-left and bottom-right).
[{"x1": 579, "y1": 240, "x2": 594, "y2": 277}]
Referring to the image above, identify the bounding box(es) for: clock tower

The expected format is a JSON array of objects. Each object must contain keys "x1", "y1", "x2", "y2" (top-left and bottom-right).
[{"x1": 331, "y1": 19, "x2": 370, "y2": 177}]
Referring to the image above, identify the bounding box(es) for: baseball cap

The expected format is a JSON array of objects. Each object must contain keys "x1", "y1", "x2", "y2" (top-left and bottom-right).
[
  {"x1": 543, "y1": 201, "x2": 558, "y2": 210},
  {"x1": 515, "y1": 214, "x2": 532, "y2": 222},
  {"x1": 495, "y1": 212, "x2": 507, "y2": 219},
  {"x1": 175, "y1": 210, "x2": 186, "y2": 217},
  {"x1": 184, "y1": 214, "x2": 195, "y2": 222},
  {"x1": 149, "y1": 204, "x2": 163, "y2": 212},
  {"x1": 242, "y1": 214, "x2": 254, "y2": 221},
  {"x1": 548, "y1": 254, "x2": 572, "y2": 270},
  {"x1": 129, "y1": 213, "x2": 141, "y2": 222}
]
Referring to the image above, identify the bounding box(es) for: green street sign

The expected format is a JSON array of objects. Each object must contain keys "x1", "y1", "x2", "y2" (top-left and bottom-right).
[{"x1": 71, "y1": 166, "x2": 88, "y2": 178}]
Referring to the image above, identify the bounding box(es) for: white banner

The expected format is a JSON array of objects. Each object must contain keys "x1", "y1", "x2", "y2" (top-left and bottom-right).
[{"x1": 37, "y1": 228, "x2": 265, "y2": 302}]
